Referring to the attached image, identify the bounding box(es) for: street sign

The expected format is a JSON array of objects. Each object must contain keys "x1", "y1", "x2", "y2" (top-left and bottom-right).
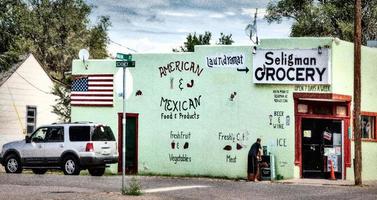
[
  {"x1": 116, "y1": 53, "x2": 132, "y2": 61},
  {"x1": 116, "y1": 60, "x2": 135, "y2": 68}
]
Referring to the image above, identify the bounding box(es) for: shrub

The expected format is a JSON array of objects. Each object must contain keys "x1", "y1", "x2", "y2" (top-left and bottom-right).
[{"x1": 121, "y1": 177, "x2": 142, "y2": 196}]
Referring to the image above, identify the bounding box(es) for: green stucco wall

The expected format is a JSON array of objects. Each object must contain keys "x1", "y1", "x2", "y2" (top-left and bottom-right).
[
  {"x1": 358, "y1": 46, "x2": 377, "y2": 181},
  {"x1": 332, "y1": 40, "x2": 377, "y2": 180},
  {"x1": 72, "y1": 37, "x2": 377, "y2": 180}
]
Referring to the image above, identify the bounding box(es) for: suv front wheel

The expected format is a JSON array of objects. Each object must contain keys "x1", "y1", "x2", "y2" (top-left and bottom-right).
[
  {"x1": 4, "y1": 154, "x2": 23, "y2": 174},
  {"x1": 62, "y1": 156, "x2": 80, "y2": 175}
]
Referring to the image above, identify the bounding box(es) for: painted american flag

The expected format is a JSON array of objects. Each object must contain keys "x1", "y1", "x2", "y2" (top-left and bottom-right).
[{"x1": 71, "y1": 74, "x2": 113, "y2": 107}]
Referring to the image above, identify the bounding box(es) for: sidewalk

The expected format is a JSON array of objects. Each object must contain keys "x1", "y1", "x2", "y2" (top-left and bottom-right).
[{"x1": 275, "y1": 178, "x2": 377, "y2": 187}]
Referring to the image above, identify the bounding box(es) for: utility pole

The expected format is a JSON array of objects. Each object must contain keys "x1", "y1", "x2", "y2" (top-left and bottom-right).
[{"x1": 354, "y1": 0, "x2": 362, "y2": 186}]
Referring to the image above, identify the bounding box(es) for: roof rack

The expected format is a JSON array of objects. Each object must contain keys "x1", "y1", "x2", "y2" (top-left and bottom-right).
[
  {"x1": 51, "y1": 122, "x2": 67, "y2": 125},
  {"x1": 72, "y1": 121, "x2": 94, "y2": 124},
  {"x1": 50, "y1": 121, "x2": 94, "y2": 125}
]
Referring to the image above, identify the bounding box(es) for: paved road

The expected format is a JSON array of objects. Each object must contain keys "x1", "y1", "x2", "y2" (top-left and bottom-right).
[{"x1": 0, "y1": 171, "x2": 377, "y2": 200}]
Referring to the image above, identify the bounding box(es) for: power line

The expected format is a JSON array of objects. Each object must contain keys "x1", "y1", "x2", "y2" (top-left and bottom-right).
[
  {"x1": 109, "y1": 39, "x2": 138, "y2": 53},
  {"x1": 15, "y1": 71, "x2": 50, "y2": 94}
]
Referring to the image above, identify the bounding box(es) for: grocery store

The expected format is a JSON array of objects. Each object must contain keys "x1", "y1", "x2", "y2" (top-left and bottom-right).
[{"x1": 71, "y1": 37, "x2": 377, "y2": 180}]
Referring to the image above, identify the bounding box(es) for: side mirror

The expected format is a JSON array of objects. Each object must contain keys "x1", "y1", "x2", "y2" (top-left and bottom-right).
[{"x1": 25, "y1": 135, "x2": 31, "y2": 143}]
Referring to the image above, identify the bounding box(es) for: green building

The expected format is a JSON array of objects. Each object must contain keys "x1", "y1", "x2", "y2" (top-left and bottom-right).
[{"x1": 71, "y1": 37, "x2": 377, "y2": 180}]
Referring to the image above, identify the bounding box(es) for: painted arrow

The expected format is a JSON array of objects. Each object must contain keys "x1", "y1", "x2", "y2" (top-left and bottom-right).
[{"x1": 237, "y1": 67, "x2": 249, "y2": 73}]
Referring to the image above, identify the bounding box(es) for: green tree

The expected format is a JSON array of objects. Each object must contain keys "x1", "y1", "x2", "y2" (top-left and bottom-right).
[
  {"x1": 217, "y1": 33, "x2": 234, "y2": 45},
  {"x1": 173, "y1": 32, "x2": 234, "y2": 52},
  {"x1": 0, "y1": 0, "x2": 24, "y2": 71},
  {"x1": 173, "y1": 31, "x2": 212, "y2": 52},
  {"x1": 0, "y1": 0, "x2": 111, "y2": 121},
  {"x1": 265, "y1": 0, "x2": 377, "y2": 44},
  {"x1": 87, "y1": 16, "x2": 111, "y2": 59},
  {"x1": 51, "y1": 84, "x2": 71, "y2": 122}
]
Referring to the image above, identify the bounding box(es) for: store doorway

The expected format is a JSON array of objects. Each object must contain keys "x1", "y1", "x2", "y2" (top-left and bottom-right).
[
  {"x1": 117, "y1": 113, "x2": 138, "y2": 174},
  {"x1": 301, "y1": 119, "x2": 342, "y2": 179}
]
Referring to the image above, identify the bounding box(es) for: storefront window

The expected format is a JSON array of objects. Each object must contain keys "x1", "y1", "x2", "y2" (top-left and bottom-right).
[
  {"x1": 361, "y1": 116, "x2": 375, "y2": 139},
  {"x1": 297, "y1": 104, "x2": 308, "y2": 113},
  {"x1": 336, "y1": 106, "x2": 347, "y2": 116},
  {"x1": 313, "y1": 104, "x2": 332, "y2": 115}
]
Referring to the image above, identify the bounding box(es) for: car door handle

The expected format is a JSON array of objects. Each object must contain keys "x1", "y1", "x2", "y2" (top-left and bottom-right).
[
  {"x1": 38, "y1": 144, "x2": 42, "y2": 148},
  {"x1": 59, "y1": 144, "x2": 64, "y2": 148}
]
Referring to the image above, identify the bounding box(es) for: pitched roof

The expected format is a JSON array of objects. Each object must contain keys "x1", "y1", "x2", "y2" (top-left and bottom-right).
[{"x1": 0, "y1": 54, "x2": 30, "y2": 87}]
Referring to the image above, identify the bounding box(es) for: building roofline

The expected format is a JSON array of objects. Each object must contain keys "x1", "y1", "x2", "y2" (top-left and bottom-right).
[
  {"x1": 0, "y1": 54, "x2": 30, "y2": 87},
  {"x1": 0, "y1": 53, "x2": 67, "y2": 88}
]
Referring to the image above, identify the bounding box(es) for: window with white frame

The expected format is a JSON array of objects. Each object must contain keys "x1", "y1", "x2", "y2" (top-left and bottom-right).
[
  {"x1": 361, "y1": 115, "x2": 375, "y2": 139},
  {"x1": 26, "y1": 106, "x2": 37, "y2": 134}
]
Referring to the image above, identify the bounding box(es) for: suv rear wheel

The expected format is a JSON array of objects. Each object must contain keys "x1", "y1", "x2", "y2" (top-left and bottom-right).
[
  {"x1": 5, "y1": 154, "x2": 23, "y2": 174},
  {"x1": 88, "y1": 167, "x2": 105, "y2": 176},
  {"x1": 32, "y1": 169, "x2": 48, "y2": 174},
  {"x1": 62, "y1": 156, "x2": 80, "y2": 175}
]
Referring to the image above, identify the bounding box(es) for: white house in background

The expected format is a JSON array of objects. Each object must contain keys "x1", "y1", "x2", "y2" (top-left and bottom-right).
[{"x1": 0, "y1": 54, "x2": 58, "y2": 147}]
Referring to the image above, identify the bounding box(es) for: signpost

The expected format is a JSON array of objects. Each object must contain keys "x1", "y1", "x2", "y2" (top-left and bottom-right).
[{"x1": 116, "y1": 53, "x2": 135, "y2": 191}]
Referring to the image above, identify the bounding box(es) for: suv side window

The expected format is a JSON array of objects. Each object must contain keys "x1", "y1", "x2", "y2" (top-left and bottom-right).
[
  {"x1": 92, "y1": 126, "x2": 116, "y2": 141},
  {"x1": 69, "y1": 126, "x2": 90, "y2": 141},
  {"x1": 31, "y1": 127, "x2": 48, "y2": 143},
  {"x1": 45, "y1": 127, "x2": 64, "y2": 143}
]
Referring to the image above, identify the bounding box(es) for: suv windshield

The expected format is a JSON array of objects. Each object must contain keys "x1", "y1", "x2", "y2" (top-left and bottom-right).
[{"x1": 91, "y1": 126, "x2": 115, "y2": 141}]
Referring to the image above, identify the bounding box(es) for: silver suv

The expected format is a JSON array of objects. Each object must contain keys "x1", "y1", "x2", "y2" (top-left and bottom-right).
[{"x1": 0, "y1": 122, "x2": 118, "y2": 176}]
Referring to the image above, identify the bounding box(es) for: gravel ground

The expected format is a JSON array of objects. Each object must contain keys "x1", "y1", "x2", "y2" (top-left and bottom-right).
[{"x1": 0, "y1": 169, "x2": 377, "y2": 200}]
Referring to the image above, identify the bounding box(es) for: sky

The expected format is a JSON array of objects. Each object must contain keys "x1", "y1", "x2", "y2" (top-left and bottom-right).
[{"x1": 85, "y1": 0, "x2": 292, "y2": 55}]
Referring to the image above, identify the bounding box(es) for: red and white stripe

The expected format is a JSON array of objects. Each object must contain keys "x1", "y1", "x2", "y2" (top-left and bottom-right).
[
  {"x1": 71, "y1": 74, "x2": 113, "y2": 107},
  {"x1": 323, "y1": 131, "x2": 332, "y2": 140}
]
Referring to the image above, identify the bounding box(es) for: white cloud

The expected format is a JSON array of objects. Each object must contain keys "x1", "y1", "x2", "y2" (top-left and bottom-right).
[
  {"x1": 176, "y1": 28, "x2": 190, "y2": 33},
  {"x1": 241, "y1": 8, "x2": 267, "y2": 17},
  {"x1": 87, "y1": 1, "x2": 292, "y2": 55},
  {"x1": 87, "y1": 0, "x2": 169, "y2": 10},
  {"x1": 108, "y1": 37, "x2": 179, "y2": 55},
  {"x1": 160, "y1": 11, "x2": 198, "y2": 17},
  {"x1": 224, "y1": 11, "x2": 236, "y2": 16},
  {"x1": 209, "y1": 13, "x2": 225, "y2": 19}
]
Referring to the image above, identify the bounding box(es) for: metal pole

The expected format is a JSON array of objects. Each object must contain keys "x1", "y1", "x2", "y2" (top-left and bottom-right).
[
  {"x1": 122, "y1": 67, "x2": 127, "y2": 189},
  {"x1": 354, "y1": 0, "x2": 362, "y2": 186}
]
